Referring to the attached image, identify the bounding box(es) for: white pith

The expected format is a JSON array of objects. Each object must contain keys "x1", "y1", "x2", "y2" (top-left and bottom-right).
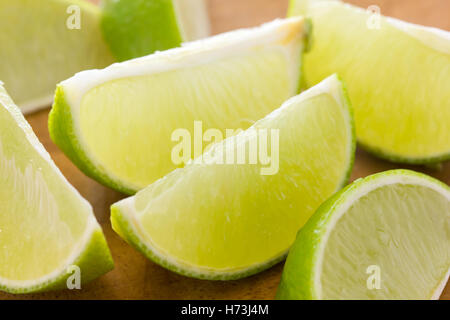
[
  {"x1": 112, "y1": 74, "x2": 354, "y2": 277},
  {"x1": 59, "y1": 18, "x2": 306, "y2": 190},
  {"x1": 310, "y1": 0, "x2": 450, "y2": 54},
  {"x1": 313, "y1": 172, "x2": 450, "y2": 300},
  {"x1": 280, "y1": 73, "x2": 343, "y2": 109},
  {"x1": 115, "y1": 196, "x2": 286, "y2": 277},
  {"x1": 432, "y1": 268, "x2": 450, "y2": 300},
  {"x1": 0, "y1": 83, "x2": 100, "y2": 291},
  {"x1": 172, "y1": 0, "x2": 210, "y2": 41},
  {"x1": 61, "y1": 18, "x2": 304, "y2": 106},
  {"x1": 385, "y1": 17, "x2": 450, "y2": 54},
  {"x1": 0, "y1": 220, "x2": 98, "y2": 290}
]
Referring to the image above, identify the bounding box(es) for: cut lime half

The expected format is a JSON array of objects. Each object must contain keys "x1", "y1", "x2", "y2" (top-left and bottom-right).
[
  {"x1": 0, "y1": 82, "x2": 113, "y2": 294},
  {"x1": 110, "y1": 74, "x2": 355, "y2": 280},
  {"x1": 0, "y1": 0, "x2": 115, "y2": 113},
  {"x1": 289, "y1": 0, "x2": 450, "y2": 163},
  {"x1": 101, "y1": 0, "x2": 210, "y2": 61},
  {"x1": 277, "y1": 169, "x2": 450, "y2": 300},
  {"x1": 49, "y1": 18, "x2": 310, "y2": 194}
]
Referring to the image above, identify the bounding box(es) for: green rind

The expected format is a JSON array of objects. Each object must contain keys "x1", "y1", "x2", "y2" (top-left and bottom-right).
[
  {"x1": 288, "y1": 0, "x2": 450, "y2": 165},
  {"x1": 1, "y1": 83, "x2": 114, "y2": 294},
  {"x1": 358, "y1": 140, "x2": 449, "y2": 166},
  {"x1": 0, "y1": 227, "x2": 114, "y2": 294},
  {"x1": 297, "y1": 18, "x2": 313, "y2": 92},
  {"x1": 276, "y1": 169, "x2": 450, "y2": 300},
  {"x1": 49, "y1": 20, "x2": 313, "y2": 196},
  {"x1": 276, "y1": 183, "x2": 353, "y2": 299},
  {"x1": 109, "y1": 75, "x2": 356, "y2": 281},
  {"x1": 101, "y1": 0, "x2": 183, "y2": 61},
  {"x1": 335, "y1": 74, "x2": 356, "y2": 187},
  {"x1": 48, "y1": 86, "x2": 135, "y2": 195},
  {"x1": 111, "y1": 205, "x2": 288, "y2": 281}
]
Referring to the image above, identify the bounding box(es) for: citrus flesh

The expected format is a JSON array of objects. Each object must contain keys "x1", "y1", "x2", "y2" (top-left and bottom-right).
[
  {"x1": 289, "y1": 0, "x2": 450, "y2": 163},
  {"x1": 0, "y1": 0, "x2": 115, "y2": 113},
  {"x1": 49, "y1": 18, "x2": 309, "y2": 194},
  {"x1": 0, "y1": 82, "x2": 113, "y2": 294},
  {"x1": 101, "y1": 0, "x2": 210, "y2": 61},
  {"x1": 277, "y1": 170, "x2": 450, "y2": 300},
  {"x1": 110, "y1": 74, "x2": 355, "y2": 280}
]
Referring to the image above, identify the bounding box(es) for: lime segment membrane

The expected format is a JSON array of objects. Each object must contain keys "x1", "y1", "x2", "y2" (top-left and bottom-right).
[
  {"x1": 49, "y1": 18, "x2": 310, "y2": 194},
  {"x1": 0, "y1": 82, "x2": 113, "y2": 294},
  {"x1": 277, "y1": 170, "x2": 450, "y2": 300},
  {"x1": 289, "y1": 0, "x2": 450, "y2": 163},
  {"x1": 110, "y1": 74, "x2": 355, "y2": 280}
]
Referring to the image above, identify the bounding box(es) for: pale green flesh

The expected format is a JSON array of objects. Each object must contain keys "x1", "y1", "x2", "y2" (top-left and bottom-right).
[
  {"x1": 114, "y1": 79, "x2": 354, "y2": 275},
  {"x1": 80, "y1": 49, "x2": 295, "y2": 191},
  {"x1": 322, "y1": 184, "x2": 450, "y2": 300},
  {"x1": 0, "y1": 0, "x2": 114, "y2": 111},
  {"x1": 0, "y1": 85, "x2": 89, "y2": 281},
  {"x1": 293, "y1": 1, "x2": 450, "y2": 161}
]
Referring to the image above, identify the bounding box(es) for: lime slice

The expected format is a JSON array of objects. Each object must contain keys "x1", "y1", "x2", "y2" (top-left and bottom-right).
[
  {"x1": 101, "y1": 0, "x2": 210, "y2": 61},
  {"x1": 49, "y1": 18, "x2": 310, "y2": 194},
  {"x1": 277, "y1": 169, "x2": 450, "y2": 300},
  {"x1": 0, "y1": 0, "x2": 115, "y2": 113},
  {"x1": 289, "y1": 0, "x2": 450, "y2": 163},
  {"x1": 110, "y1": 74, "x2": 355, "y2": 280},
  {"x1": 0, "y1": 82, "x2": 113, "y2": 294}
]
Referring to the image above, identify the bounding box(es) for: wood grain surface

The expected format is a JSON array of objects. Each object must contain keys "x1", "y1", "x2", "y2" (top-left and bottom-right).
[{"x1": 1, "y1": 0, "x2": 449, "y2": 300}]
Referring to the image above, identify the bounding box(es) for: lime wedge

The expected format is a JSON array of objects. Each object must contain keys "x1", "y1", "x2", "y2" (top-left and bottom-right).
[
  {"x1": 0, "y1": 0, "x2": 115, "y2": 113},
  {"x1": 101, "y1": 0, "x2": 210, "y2": 61},
  {"x1": 49, "y1": 18, "x2": 310, "y2": 194},
  {"x1": 277, "y1": 169, "x2": 450, "y2": 300},
  {"x1": 289, "y1": 0, "x2": 450, "y2": 163},
  {"x1": 110, "y1": 74, "x2": 355, "y2": 280},
  {"x1": 0, "y1": 82, "x2": 113, "y2": 294}
]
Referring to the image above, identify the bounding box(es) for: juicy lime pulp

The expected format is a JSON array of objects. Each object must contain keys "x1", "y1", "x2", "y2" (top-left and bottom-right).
[
  {"x1": 277, "y1": 169, "x2": 450, "y2": 300},
  {"x1": 110, "y1": 74, "x2": 355, "y2": 280},
  {"x1": 289, "y1": 0, "x2": 450, "y2": 163},
  {"x1": 49, "y1": 18, "x2": 309, "y2": 194},
  {"x1": 0, "y1": 82, "x2": 112, "y2": 293},
  {"x1": 0, "y1": 0, "x2": 114, "y2": 113}
]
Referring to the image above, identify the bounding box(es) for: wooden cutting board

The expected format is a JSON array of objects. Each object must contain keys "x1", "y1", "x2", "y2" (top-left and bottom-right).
[{"x1": 1, "y1": 0, "x2": 449, "y2": 300}]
